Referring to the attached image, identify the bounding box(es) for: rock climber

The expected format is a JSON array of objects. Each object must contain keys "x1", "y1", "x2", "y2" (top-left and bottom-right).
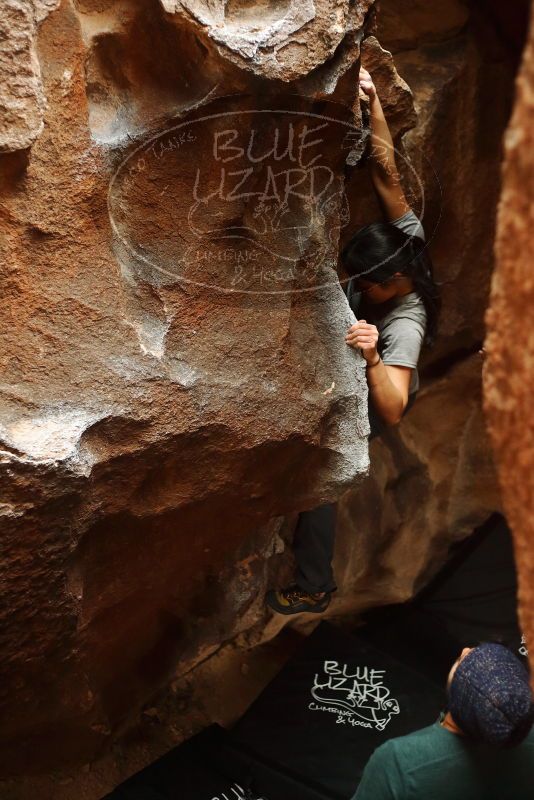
[
  {"x1": 266, "y1": 66, "x2": 441, "y2": 615},
  {"x1": 353, "y1": 642, "x2": 534, "y2": 799}
]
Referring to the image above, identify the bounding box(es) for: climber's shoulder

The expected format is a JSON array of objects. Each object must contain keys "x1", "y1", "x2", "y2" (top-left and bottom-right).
[
  {"x1": 374, "y1": 182, "x2": 426, "y2": 241},
  {"x1": 373, "y1": 173, "x2": 411, "y2": 224},
  {"x1": 389, "y1": 207, "x2": 426, "y2": 242}
]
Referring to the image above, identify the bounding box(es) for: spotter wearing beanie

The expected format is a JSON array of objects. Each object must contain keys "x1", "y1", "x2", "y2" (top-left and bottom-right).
[{"x1": 448, "y1": 643, "x2": 534, "y2": 747}]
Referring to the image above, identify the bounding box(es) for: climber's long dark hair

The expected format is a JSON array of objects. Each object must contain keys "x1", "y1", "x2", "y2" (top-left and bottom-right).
[{"x1": 341, "y1": 221, "x2": 441, "y2": 347}]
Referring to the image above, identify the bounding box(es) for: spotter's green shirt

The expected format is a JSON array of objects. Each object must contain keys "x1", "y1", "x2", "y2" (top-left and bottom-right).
[{"x1": 353, "y1": 720, "x2": 534, "y2": 800}]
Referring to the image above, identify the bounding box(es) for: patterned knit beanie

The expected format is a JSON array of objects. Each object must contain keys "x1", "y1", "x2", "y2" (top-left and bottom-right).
[{"x1": 448, "y1": 643, "x2": 534, "y2": 747}]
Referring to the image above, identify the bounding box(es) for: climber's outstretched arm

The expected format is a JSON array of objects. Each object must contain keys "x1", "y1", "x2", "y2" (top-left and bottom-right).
[{"x1": 359, "y1": 67, "x2": 411, "y2": 222}]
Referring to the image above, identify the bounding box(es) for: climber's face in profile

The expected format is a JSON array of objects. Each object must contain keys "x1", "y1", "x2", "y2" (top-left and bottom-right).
[{"x1": 354, "y1": 271, "x2": 408, "y2": 304}]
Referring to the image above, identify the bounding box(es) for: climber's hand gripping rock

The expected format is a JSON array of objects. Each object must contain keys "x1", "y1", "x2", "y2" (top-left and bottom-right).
[
  {"x1": 359, "y1": 67, "x2": 377, "y2": 100},
  {"x1": 345, "y1": 320, "x2": 379, "y2": 363}
]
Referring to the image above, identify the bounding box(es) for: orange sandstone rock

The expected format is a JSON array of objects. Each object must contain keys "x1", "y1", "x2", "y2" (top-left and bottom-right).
[{"x1": 483, "y1": 1, "x2": 534, "y2": 678}]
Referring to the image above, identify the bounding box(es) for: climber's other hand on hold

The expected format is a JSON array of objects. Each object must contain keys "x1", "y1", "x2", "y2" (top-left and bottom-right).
[
  {"x1": 345, "y1": 320, "x2": 379, "y2": 362},
  {"x1": 359, "y1": 67, "x2": 377, "y2": 101}
]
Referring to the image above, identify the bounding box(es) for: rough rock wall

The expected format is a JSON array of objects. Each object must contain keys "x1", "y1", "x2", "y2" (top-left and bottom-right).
[
  {"x1": 0, "y1": 0, "x2": 389, "y2": 776},
  {"x1": 335, "y1": 355, "x2": 500, "y2": 614},
  {"x1": 1, "y1": 0, "x2": 62, "y2": 151},
  {"x1": 0, "y1": 0, "x2": 522, "y2": 784},
  {"x1": 483, "y1": 0, "x2": 534, "y2": 677}
]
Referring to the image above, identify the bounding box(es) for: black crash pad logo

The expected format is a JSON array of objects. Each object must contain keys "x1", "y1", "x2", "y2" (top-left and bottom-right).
[
  {"x1": 209, "y1": 784, "x2": 265, "y2": 800},
  {"x1": 310, "y1": 660, "x2": 400, "y2": 731}
]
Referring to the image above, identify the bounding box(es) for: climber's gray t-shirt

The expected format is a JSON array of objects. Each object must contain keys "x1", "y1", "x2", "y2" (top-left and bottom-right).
[{"x1": 346, "y1": 209, "x2": 427, "y2": 396}]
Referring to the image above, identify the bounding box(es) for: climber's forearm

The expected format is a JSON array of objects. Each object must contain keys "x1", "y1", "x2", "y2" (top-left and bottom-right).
[
  {"x1": 346, "y1": 322, "x2": 409, "y2": 424},
  {"x1": 368, "y1": 94, "x2": 399, "y2": 185},
  {"x1": 366, "y1": 361, "x2": 406, "y2": 426}
]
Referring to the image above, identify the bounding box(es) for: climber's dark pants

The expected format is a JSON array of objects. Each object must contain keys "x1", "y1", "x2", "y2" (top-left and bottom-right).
[{"x1": 294, "y1": 392, "x2": 417, "y2": 594}]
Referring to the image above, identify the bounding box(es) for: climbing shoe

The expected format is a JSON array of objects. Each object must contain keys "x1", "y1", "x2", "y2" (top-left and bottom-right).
[{"x1": 266, "y1": 584, "x2": 331, "y2": 615}]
